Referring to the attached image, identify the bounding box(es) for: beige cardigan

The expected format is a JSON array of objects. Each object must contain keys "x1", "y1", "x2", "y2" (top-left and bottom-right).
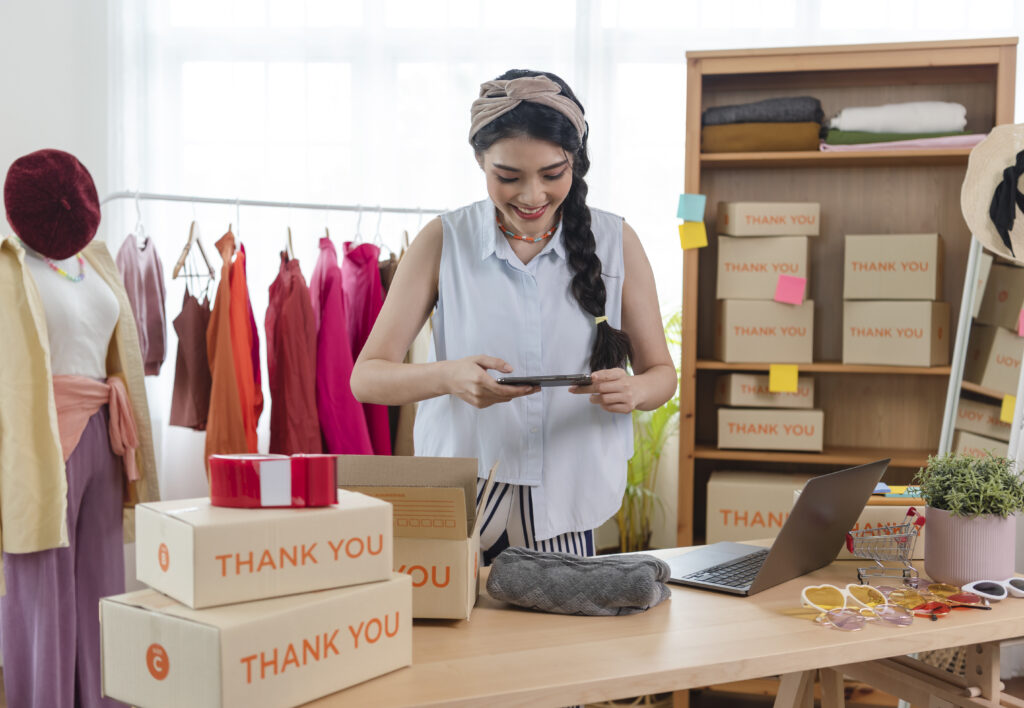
[{"x1": 0, "y1": 235, "x2": 160, "y2": 593}]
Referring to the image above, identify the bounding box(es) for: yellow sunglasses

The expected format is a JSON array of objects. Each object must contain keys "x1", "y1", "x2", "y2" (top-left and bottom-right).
[{"x1": 801, "y1": 584, "x2": 913, "y2": 630}]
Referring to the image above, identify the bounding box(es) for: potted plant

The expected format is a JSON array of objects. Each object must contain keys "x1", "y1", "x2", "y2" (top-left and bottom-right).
[
  {"x1": 913, "y1": 451, "x2": 1024, "y2": 586},
  {"x1": 615, "y1": 311, "x2": 681, "y2": 554}
]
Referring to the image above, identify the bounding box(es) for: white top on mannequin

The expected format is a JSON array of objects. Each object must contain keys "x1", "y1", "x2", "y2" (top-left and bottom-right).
[{"x1": 22, "y1": 242, "x2": 119, "y2": 378}]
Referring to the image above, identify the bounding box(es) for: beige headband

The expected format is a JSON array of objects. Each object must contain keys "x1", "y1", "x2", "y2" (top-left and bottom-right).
[{"x1": 469, "y1": 76, "x2": 586, "y2": 143}]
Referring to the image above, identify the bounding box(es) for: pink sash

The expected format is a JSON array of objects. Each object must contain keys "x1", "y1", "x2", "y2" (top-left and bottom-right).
[{"x1": 51, "y1": 375, "x2": 140, "y2": 481}]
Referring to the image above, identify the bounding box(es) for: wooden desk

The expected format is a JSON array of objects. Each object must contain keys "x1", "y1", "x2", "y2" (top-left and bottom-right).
[{"x1": 307, "y1": 548, "x2": 1024, "y2": 708}]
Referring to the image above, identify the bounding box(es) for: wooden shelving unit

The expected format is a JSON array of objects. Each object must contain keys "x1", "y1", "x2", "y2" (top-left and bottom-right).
[
  {"x1": 679, "y1": 38, "x2": 1018, "y2": 549},
  {"x1": 678, "y1": 35, "x2": 1017, "y2": 708}
]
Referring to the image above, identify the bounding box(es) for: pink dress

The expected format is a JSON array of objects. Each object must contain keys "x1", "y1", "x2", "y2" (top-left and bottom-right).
[
  {"x1": 309, "y1": 238, "x2": 373, "y2": 455},
  {"x1": 342, "y1": 241, "x2": 392, "y2": 456}
]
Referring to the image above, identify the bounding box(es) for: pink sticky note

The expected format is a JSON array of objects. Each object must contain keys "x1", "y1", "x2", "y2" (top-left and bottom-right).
[
  {"x1": 1018, "y1": 308, "x2": 1024, "y2": 337},
  {"x1": 774, "y1": 274, "x2": 806, "y2": 305}
]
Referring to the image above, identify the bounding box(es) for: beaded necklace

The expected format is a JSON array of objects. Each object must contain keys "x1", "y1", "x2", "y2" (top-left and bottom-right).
[
  {"x1": 14, "y1": 236, "x2": 85, "y2": 282},
  {"x1": 495, "y1": 213, "x2": 559, "y2": 243},
  {"x1": 45, "y1": 253, "x2": 86, "y2": 282}
]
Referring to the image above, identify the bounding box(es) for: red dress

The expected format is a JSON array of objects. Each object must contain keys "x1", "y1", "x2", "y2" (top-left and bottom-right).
[{"x1": 266, "y1": 254, "x2": 322, "y2": 454}]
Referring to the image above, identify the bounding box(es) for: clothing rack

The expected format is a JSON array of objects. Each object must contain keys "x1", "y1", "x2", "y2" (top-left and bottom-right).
[{"x1": 100, "y1": 190, "x2": 446, "y2": 216}]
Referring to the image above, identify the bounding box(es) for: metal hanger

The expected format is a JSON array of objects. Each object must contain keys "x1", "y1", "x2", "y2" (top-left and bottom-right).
[
  {"x1": 372, "y1": 205, "x2": 393, "y2": 256},
  {"x1": 133, "y1": 190, "x2": 149, "y2": 248}
]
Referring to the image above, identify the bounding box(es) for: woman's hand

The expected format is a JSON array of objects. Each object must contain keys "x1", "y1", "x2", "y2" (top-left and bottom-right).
[
  {"x1": 443, "y1": 355, "x2": 539, "y2": 409},
  {"x1": 569, "y1": 368, "x2": 637, "y2": 413}
]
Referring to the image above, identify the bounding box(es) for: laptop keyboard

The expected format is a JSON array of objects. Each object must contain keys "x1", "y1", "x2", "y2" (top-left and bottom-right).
[{"x1": 681, "y1": 548, "x2": 770, "y2": 589}]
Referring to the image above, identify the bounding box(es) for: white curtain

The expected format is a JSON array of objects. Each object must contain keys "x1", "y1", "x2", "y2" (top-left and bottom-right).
[{"x1": 105, "y1": 0, "x2": 1024, "y2": 498}]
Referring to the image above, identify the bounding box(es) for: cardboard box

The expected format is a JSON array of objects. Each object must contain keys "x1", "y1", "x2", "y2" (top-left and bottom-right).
[
  {"x1": 953, "y1": 430, "x2": 1009, "y2": 458},
  {"x1": 843, "y1": 234, "x2": 943, "y2": 300},
  {"x1": 842, "y1": 301, "x2": 950, "y2": 366},
  {"x1": 336, "y1": 456, "x2": 488, "y2": 619},
  {"x1": 794, "y1": 489, "x2": 926, "y2": 560},
  {"x1": 715, "y1": 299, "x2": 814, "y2": 364},
  {"x1": 977, "y1": 263, "x2": 1024, "y2": 330},
  {"x1": 136, "y1": 494, "x2": 392, "y2": 609},
  {"x1": 717, "y1": 408, "x2": 824, "y2": 451},
  {"x1": 974, "y1": 251, "x2": 994, "y2": 319},
  {"x1": 955, "y1": 396, "x2": 1012, "y2": 442},
  {"x1": 716, "y1": 202, "x2": 820, "y2": 236},
  {"x1": 706, "y1": 471, "x2": 813, "y2": 543},
  {"x1": 716, "y1": 235, "x2": 809, "y2": 299},
  {"x1": 714, "y1": 373, "x2": 814, "y2": 409},
  {"x1": 964, "y1": 323, "x2": 1023, "y2": 395},
  {"x1": 101, "y1": 575, "x2": 412, "y2": 708}
]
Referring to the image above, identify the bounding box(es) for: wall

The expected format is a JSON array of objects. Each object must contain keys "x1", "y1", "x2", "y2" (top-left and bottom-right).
[{"x1": 0, "y1": 0, "x2": 110, "y2": 207}]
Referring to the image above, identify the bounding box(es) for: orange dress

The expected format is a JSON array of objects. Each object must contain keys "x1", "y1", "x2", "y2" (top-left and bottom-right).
[
  {"x1": 228, "y1": 242, "x2": 262, "y2": 453},
  {"x1": 204, "y1": 232, "x2": 252, "y2": 465}
]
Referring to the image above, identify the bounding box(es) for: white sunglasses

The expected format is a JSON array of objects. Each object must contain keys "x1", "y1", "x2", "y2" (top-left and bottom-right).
[{"x1": 961, "y1": 578, "x2": 1024, "y2": 602}]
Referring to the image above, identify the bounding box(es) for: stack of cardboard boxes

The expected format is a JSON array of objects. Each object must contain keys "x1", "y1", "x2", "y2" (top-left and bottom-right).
[
  {"x1": 714, "y1": 201, "x2": 823, "y2": 452},
  {"x1": 842, "y1": 234, "x2": 950, "y2": 367},
  {"x1": 99, "y1": 456, "x2": 413, "y2": 708},
  {"x1": 957, "y1": 259, "x2": 1024, "y2": 457},
  {"x1": 336, "y1": 455, "x2": 491, "y2": 621}
]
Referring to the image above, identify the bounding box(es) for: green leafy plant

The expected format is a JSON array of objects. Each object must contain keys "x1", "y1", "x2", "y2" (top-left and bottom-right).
[
  {"x1": 616, "y1": 310, "x2": 681, "y2": 553},
  {"x1": 913, "y1": 452, "x2": 1024, "y2": 518}
]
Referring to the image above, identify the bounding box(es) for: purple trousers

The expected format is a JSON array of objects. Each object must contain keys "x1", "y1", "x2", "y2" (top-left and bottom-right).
[{"x1": 1, "y1": 407, "x2": 127, "y2": 708}]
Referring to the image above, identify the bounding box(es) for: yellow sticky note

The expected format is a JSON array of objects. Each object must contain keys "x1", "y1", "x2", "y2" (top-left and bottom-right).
[
  {"x1": 769, "y1": 364, "x2": 799, "y2": 393},
  {"x1": 1001, "y1": 395, "x2": 1016, "y2": 423},
  {"x1": 678, "y1": 222, "x2": 708, "y2": 250}
]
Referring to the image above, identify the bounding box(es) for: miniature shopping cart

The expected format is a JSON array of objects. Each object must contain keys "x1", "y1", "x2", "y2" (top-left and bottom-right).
[{"x1": 845, "y1": 508, "x2": 926, "y2": 585}]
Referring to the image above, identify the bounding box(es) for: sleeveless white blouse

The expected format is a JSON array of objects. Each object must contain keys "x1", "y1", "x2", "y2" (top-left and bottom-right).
[{"x1": 414, "y1": 199, "x2": 633, "y2": 540}]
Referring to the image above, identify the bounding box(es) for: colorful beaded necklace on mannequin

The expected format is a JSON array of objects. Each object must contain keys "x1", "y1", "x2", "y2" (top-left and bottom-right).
[
  {"x1": 495, "y1": 212, "x2": 559, "y2": 243},
  {"x1": 14, "y1": 236, "x2": 85, "y2": 282}
]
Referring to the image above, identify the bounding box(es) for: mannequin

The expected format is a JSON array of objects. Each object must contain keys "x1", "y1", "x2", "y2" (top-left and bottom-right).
[{"x1": 0, "y1": 149, "x2": 160, "y2": 708}]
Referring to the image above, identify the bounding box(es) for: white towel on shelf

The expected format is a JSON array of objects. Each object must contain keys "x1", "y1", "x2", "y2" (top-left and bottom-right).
[{"x1": 829, "y1": 101, "x2": 967, "y2": 133}]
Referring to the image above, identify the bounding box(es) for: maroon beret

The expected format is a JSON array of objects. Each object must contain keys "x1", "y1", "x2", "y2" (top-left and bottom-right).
[{"x1": 4, "y1": 149, "x2": 101, "y2": 259}]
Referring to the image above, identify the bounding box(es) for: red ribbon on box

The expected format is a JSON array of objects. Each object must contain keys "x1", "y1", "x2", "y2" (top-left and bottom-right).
[{"x1": 209, "y1": 454, "x2": 338, "y2": 508}]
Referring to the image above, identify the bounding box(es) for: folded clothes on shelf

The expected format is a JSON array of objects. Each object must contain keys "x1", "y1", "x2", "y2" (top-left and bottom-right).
[
  {"x1": 702, "y1": 121, "x2": 821, "y2": 152},
  {"x1": 824, "y1": 128, "x2": 969, "y2": 145},
  {"x1": 828, "y1": 100, "x2": 967, "y2": 133},
  {"x1": 820, "y1": 133, "x2": 986, "y2": 152},
  {"x1": 702, "y1": 96, "x2": 824, "y2": 126}
]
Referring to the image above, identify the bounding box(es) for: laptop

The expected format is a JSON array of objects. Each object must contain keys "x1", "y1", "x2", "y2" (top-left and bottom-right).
[{"x1": 667, "y1": 459, "x2": 889, "y2": 596}]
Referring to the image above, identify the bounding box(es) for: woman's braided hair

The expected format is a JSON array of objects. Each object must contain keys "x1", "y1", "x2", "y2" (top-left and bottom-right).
[{"x1": 470, "y1": 69, "x2": 632, "y2": 371}]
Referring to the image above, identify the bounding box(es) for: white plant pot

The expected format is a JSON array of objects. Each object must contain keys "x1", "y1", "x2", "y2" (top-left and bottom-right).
[{"x1": 923, "y1": 506, "x2": 1016, "y2": 586}]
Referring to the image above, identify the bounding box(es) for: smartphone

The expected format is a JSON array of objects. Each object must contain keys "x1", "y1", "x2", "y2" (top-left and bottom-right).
[{"x1": 496, "y1": 374, "x2": 592, "y2": 387}]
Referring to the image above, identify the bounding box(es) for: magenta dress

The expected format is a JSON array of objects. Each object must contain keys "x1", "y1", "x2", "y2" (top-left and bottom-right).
[
  {"x1": 309, "y1": 238, "x2": 373, "y2": 454},
  {"x1": 342, "y1": 241, "x2": 392, "y2": 455}
]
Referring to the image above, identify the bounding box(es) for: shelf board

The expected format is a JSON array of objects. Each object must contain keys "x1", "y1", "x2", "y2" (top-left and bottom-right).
[
  {"x1": 694, "y1": 444, "x2": 932, "y2": 468},
  {"x1": 700, "y1": 148, "x2": 971, "y2": 169},
  {"x1": 961, "y1": 380, "x2": 1009, "y2": 401},
  {"x1": 697, "y1": 360, "x2": 952, "y2": 376},
  {"x1": 702, "y1": 678, "x2": 900, "y2": 707}
]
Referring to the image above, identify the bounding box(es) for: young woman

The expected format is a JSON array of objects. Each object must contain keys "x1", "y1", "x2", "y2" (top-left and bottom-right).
[{"x1": 351, "y1": 69, "x2": 676, "y2": 563}]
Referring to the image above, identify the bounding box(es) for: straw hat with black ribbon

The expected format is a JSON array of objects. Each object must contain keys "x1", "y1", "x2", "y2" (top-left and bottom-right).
[{"x1": 962, "y1": 123, "x2": 1024, "y2": 263}]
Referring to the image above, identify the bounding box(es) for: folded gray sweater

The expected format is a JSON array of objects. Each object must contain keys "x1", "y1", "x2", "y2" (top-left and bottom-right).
[
  {"x1": 702, "y1": 96, "x2": 824, "y2": 126},
  {"x1": 486, "y1": 547, "x2": 672, "y2": 616}
]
